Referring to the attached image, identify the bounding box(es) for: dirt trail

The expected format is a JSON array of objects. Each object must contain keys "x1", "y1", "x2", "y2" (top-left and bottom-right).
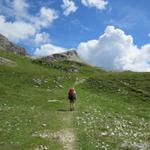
[
  {"x1": 33, "y1": 78, "x2": 87, "y2": 150},
  {"x1": 57, "y1": 129, "x2": 75, "y2": 150},
  {"x1": 33, "y1": 129, "x2": 75, "y2": 150},
  {"x1": 33, "y1": 108, "x2": 76, "y2": 150},
  {"x1": 59, "y1": 111, "x2": 76, "y2": 150}
]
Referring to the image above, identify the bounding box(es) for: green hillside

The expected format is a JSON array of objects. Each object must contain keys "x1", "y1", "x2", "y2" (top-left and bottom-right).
[{"x1": 0, "y1": 51, "x2": 150, "y2": 150}]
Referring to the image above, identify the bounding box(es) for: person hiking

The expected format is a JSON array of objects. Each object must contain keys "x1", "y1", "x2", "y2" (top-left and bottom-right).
[{"x1": 68, "y1": 87, "x2": 77, "y2": 111}]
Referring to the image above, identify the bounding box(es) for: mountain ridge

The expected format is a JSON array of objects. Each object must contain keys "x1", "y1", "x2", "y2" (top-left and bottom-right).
[
  {"x1": 35, "y1": 49, "x2": 85, "y2": 64},
  {"x1": 0, "y1": 34, "x2": 85, "y2": 64},
  {"x1": 0, "y1": 33, "x2": 27, "y2": 56}
]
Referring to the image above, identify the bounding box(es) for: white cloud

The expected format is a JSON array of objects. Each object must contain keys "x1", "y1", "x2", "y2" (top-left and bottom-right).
[
  {"x1": 0, "y1": 1, "x2": 58, "y2": 43},
  {"x1": 148, "y1": 33, "x2": 150, "y2": 37},
  {"x1": 34, "y1": 32, "x2": 50, "y2": 44},
  {"x1": 34, "y1": 43, "x2": 66, "y2": 57},
  {"x1": 77, "y1": 26, "x2": 150, "y2": 72},
  {"x1": 12, "y1": 0, "x2": 29, "y2": 12},
  {"x1": 34, "y1": 26, "x2": 150, "y2": 72},
  {"x1": 62, "y1": 0, "x2": 78, "y2": 16},
  {"x1": 5, "y1": 0, "x2": 32, "y2": 21},
  {"x1": 0, "y1": 15, "x2": 36, "y2": 42},
  {"x1": 36, "y1": 7, "x2": 58, "y2": 28},
  {"x1": 81, "y1": 0, "x2": 108, "y2": 10}
]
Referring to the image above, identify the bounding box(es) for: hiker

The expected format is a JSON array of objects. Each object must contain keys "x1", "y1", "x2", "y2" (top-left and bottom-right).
[{"x1": 68, "y1": 87, "x2": 77, "y2": 111}]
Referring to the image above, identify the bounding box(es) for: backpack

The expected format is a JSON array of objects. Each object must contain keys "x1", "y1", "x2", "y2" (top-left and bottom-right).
[
  {"x1": 68, "y1": 88, "x2": 76, "y2": 94},
  {"x1": 68, "y1": 88, "x2": 76, "y2": 100}
]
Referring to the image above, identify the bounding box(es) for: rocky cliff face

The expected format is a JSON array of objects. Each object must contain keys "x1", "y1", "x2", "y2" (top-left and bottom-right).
[
  {"x1": 0, "y1": 34, "x2": 27, "y2": 56},
  {"x1": 38, "y1": 50, "x2": 84, "y2": 63}
]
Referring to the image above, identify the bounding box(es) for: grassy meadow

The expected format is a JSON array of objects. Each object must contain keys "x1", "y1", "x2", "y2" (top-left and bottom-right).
[{"x1": 0, "y1": 51, "x2": 150, "y2": 150}]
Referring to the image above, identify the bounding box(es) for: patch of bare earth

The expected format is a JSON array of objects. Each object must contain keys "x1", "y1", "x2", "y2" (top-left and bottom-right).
[{"x1": 32, "y1": 129, "x2": 75, "y2": 150}]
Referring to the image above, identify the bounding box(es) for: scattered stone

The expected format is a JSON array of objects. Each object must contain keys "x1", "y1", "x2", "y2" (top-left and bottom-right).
[
  {"x1": 33, "y1": 78, "x2": 42, "y2": 86},
  {"x1": 48, "y1": 100, "x2": 62, "y2": 103},
  {"x1": 0, "y1": 57, "x2": 16, "y2": 66},
  {"x1": 58, "y1": 84, "x2": 63, "y2": 88},
  {"x1": 67, "y1": 65, "x2": 79, "y2": 73},
  {"x1": 42, "y1": 124, "x2": 47, "y2": 127},
  {"x1": 35, "y1": 145, "x2": 48, "y2": 150}
]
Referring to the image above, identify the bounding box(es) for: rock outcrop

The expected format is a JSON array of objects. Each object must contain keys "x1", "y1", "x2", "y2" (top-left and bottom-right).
[
  {"x1": 37, "y1": 50, "x2": 84, "y2": 63},
  {"x1": 0, "y1": 34, "x2": 27, "y2": 56}
]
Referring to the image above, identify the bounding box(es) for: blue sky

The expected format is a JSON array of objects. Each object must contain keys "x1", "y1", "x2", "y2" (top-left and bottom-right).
[
  {"x1": 38, "y1": 0, "x2": 150, "y2": 47},
  {"x1": 37, "y1": 0, "x2": 150, "y2": 48},
  {"x1": 0, "y1": 0, "x2": 150, "y2": 71}
]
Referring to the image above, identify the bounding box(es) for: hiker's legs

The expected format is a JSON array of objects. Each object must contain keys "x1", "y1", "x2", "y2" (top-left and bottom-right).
[
  {"x1": 70, "y1": 101, "x2": 75, "y2": 111},
  {"x1": 72, "y1": 102, "x2": 75, "y2": 110},
  {"x1": 70, "y1": 102, "x2": 75, "y2": 111},
  {"x1": 70, "y1": 102, "x2": 72, "y2": 111}
]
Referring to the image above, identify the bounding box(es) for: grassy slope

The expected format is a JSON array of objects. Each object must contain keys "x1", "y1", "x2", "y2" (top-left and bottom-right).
[{"x1": 0, "y1": 51, "x2": 150, "y2": 150}]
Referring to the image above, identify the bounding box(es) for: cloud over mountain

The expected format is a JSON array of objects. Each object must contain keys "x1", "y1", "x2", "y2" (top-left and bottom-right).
[
  {"x1": 0, "y1": 15, "x2": 36, "y2": 42},
  {"x1": 77, "y1": 26, "x2": 150, "y2": 72},
  {"x1": 34, "y1": 43, "x2": 66, "y2": 57}
]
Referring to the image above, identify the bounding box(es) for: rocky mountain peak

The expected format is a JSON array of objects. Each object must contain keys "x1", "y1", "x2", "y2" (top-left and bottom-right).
[
  {"x1": 37, "y1": 49, "x2": 84, "y2": 63},
  {"x1": 0, "y1": 33, "x2": 27, "y2": 56}
]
